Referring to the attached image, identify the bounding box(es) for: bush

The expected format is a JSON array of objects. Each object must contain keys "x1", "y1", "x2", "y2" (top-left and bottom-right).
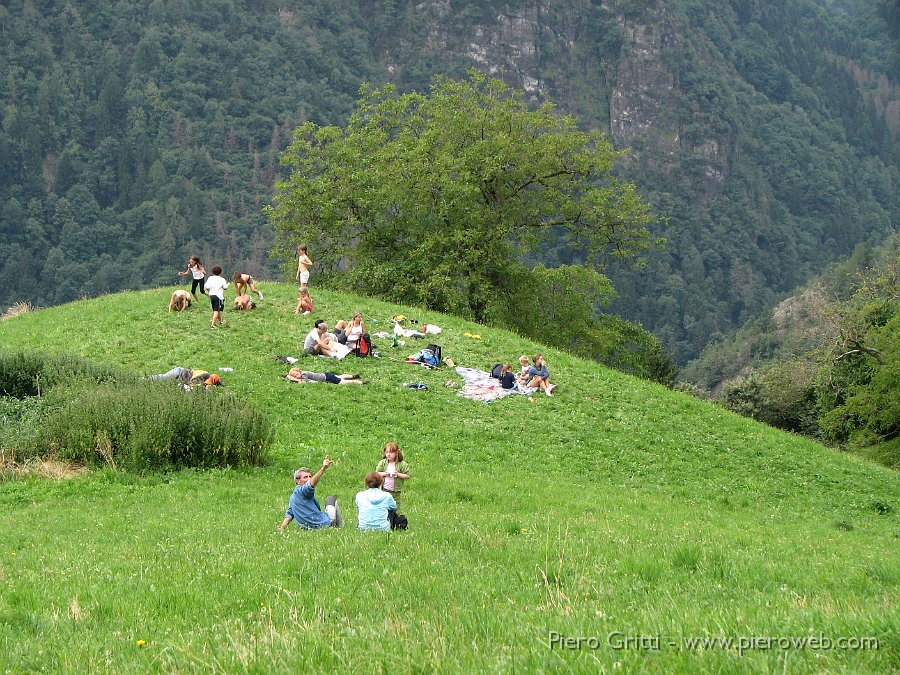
[
  {"x1": 28, "y1": 381, "x2": 271, "y2": 471},
  {"x1": 0, "y1": 352, "x2": 127, "y2": 397},
  {"x1": 2, "y1": 352, "x2": 271, "y2": 471}
]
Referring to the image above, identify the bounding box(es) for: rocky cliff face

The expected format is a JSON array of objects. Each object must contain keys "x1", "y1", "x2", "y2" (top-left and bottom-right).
[{"x1": 386, "y1": 0, "x2": 728, "y2": 191}]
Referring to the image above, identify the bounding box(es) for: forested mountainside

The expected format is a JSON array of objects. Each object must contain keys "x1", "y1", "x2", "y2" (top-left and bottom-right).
[{"x1": 1, "y1": 0, "x2": 897, "y2": 362}]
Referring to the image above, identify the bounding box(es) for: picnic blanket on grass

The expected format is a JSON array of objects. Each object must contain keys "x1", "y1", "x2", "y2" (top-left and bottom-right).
[{"x1": 455, "y1": 367, "x2": 536, "y2": 402}]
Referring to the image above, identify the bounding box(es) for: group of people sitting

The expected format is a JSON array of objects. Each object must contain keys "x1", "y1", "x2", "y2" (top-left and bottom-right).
[
  {"x1": 495, "y1": 353, "x2": 555, "y2": 396},
  {"x1": 302, "y1": 312, "x2": 367, "y2": 357},
  {"x1": 279, "y1": 443, "x2": 411, "y2": 532}
]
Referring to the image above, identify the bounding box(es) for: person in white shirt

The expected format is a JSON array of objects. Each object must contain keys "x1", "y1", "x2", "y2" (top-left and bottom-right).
[
  {"x1": 303, "y1": 320, "x2": 339, "y2": 357},
  {"x1": 177, "y1": 256, "x2": 206, "y2": 301},
  {"x1": 203, "y1": 265, "x2": 229, "y2": 329}
]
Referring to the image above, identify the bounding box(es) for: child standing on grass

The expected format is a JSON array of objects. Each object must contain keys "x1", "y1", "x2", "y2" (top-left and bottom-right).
[
  {"x1": 204, "y1": 265, "x2": 229, "y2": 328},
  {"x1": 376, "y1": 442, "x2": 411, "y2": 497},
  {"x1": 294, "y1": 245, "x2": 313, "y2": 313},
  {"x1": 178, "y1": 256, "x2": 206, "y2": 302}
]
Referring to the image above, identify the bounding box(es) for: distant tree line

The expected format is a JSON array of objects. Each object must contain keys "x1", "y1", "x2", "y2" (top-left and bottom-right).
[
  {"x1": 682, "y1": 234, "x2": 900, "y2": 468},
  {"x1": 0, "y1": 0, "x2": 896, "y2": 367}
]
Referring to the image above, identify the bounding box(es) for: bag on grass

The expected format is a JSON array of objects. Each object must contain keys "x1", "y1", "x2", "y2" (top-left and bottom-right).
[
  {"x1": 489, "y1": 363, "x2": 503, "y2": 379},
  {"x1": 354, "y1": 333, "x2": 372, "y2": 357},
  {"x1": 389, "y1": 510, "x2": 409, "y2": 530},
  {"x1": 425, "y1": 343, "x2": 442, "y2": 363}
]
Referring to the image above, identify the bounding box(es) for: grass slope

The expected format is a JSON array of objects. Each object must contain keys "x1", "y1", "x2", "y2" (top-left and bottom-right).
[{"x1": 0, "y1": 283, "x2": 897, "y2": 674}]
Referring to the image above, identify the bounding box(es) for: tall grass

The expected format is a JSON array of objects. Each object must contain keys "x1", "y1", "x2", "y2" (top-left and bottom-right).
[
  {"x1": 0, "y1": 287, "x2": 896, "y2": 673},
  {"x1": 1, "y1": 352, "x2": 271, "y2": 470}
]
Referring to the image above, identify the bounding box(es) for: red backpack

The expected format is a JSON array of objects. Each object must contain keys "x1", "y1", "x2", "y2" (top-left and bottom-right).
[{"x1": 354, "y1": 333, "x2": 372, "y2": 357}]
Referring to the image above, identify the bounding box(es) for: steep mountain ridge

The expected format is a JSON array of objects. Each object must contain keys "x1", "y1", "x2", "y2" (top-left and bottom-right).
[{"x1": 0, "y1": 0, "x2": 896, "y2": 364}]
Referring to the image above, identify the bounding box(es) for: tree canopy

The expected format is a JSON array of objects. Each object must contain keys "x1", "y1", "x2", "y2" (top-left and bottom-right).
[{"x1": 269, "y1": 71, "x2": 655, "y2": 323}]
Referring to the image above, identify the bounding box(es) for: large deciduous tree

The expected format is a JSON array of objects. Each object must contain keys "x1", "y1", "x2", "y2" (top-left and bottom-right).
[{"x1": 269, "y1": 71, "x2": 655, "y2": 323}]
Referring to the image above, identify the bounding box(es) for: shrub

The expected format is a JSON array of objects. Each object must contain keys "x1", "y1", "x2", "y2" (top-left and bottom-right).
[
  {"x1": 2, "y1": 352, "x2": 271, "y2": 471},
  {"x1": 0, "y1": 352, "x2": 127, "y2": 397},
  {"x1": 27, "y1": 381, "x2": 271, "y2": 471}
]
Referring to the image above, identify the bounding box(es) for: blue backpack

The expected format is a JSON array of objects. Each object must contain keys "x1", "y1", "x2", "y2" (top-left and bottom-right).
[{"x1": 414, "y1": 349, "x2": 439, "y2": 367}]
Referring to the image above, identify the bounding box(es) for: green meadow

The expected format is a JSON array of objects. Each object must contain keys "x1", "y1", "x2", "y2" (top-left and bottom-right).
[{"x1": 0, "y1": 283, "x2": 897, "y2": 673}]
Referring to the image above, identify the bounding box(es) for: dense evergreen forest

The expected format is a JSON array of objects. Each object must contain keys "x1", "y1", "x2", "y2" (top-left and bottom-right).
[{"x1": 0, "y1": 0, "x2": 897, "y2": 363}]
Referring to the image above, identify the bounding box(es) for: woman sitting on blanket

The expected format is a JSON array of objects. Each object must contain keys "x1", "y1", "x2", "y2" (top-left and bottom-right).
[
  {"x1": 499, "y1": 364, "x2": 516, "y2": 390},
  {"x1": 526, "y1": 353, "x2": 556, "y2": 397}
]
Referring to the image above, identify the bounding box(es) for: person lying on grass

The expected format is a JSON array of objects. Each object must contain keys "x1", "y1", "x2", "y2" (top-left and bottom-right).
[
  {"x1": 285, "y1": 369, "x2": 368, "y2": 385},
  {"x1": 355, "y1": 472, "x2": 397, "y2": 531},
  {"x1": 149, "y1": 367, "x2": 221, "y2": 389},
  {"x1": 168, "y1": 289, "x2": 192, "y2": 312},
  {"x1": 279, "y1": 457, "x2": 343, "y2": 531}
]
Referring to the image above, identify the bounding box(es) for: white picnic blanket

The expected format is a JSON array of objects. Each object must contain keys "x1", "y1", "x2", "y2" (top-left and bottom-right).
[{"x1": 324, "y1": 343, "x2": 352, "y2": 360}]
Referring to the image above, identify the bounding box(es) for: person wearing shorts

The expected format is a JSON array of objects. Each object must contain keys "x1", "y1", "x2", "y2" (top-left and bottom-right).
[
  {"x1": 233, "y1": 272, "x2": 263, "y2": 300},
  {"x1": 204, "y1": 265, "x2": 229, "y2": 328},
  {"x1": 303, "y1": 320, "x2": 338, "y2": 357},
  {"x1": 295, "y1": 245, "x2": 313, "y2": 313},
  {"x1": 285, "y1": 369, "x2": 367, "y2": 385}
]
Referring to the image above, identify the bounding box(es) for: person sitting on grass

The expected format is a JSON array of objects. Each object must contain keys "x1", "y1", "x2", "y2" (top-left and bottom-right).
[
  {"x1": 233, "y1": 293, "x2": 256, "y2": 311},
  {"x1": 149, "y1": 367, "x2": 221, "y2": 389},
  {"x1": 285, "y1": 369, "x2": 368, "y2": 385},
  {"x1": 526, "y1": 353, "x2": 556, "y2": 397},
  {"x1": 296, "y1": 288, "x2": 313, "y2": 315},
  {"x1": 344, "y1": 311, "x2": 366, "y2": 350},
  {"x1": 232, "y1": 272, "x2": 264, "y2": 301},
  {"x1": 515, "y1": 354, "x2": 531, "y2": 385},
  {"x1": 355, "y1": 472, "x2": 397, "y2": 531},
  {"x1": 303, "y1": 320, "x2": 339, "y2": 357},
  {"x1": 279, "y1": 457, "x2": 343, "y2": 530},
  {"x1": 333, "y1": 320, "x2": 348, "y2": 345},
  {"x1": 498, "y1": 363, "x2": 516, "y2": 390},
  {"x1": 168, "y1": 289, "x2": 192, "y2": 312}
]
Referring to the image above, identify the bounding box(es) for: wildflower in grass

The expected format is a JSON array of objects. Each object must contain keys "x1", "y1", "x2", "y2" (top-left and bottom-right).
[{"x1": 136, "y1": 640, "x2": 146, "y2": 648}]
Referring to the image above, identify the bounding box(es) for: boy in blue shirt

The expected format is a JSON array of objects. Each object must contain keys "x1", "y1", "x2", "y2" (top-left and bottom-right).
[{"x1": 279, "y1": 456, "x2": 343, "y2": 530}]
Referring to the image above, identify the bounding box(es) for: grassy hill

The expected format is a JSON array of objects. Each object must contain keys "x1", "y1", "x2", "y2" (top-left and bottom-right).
[{"x1": 0, "y1": 283, "x2": 897, "y2": 673}]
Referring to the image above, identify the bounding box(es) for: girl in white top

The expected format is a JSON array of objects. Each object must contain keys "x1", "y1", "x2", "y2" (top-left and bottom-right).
[
  {"x1": 178, "y1": 256, "x2": 206, "y2": 301},
  {"x1": 345, "y1": 311, "x2": 365, "y2": 349}
]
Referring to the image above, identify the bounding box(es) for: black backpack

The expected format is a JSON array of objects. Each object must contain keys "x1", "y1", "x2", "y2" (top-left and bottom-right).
[
  {"x1": 489, "y1": 363, "x2": 503, "y2": 379},
  {"x1": 389, "y1": 510, "x2": 409, "y2": 530},
  {"x1": 425, "y1": 343, "x2": 442, "y2": 363},
  {"x1": 354, "y1": 333, "x2": 372, "y2": 357}
]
